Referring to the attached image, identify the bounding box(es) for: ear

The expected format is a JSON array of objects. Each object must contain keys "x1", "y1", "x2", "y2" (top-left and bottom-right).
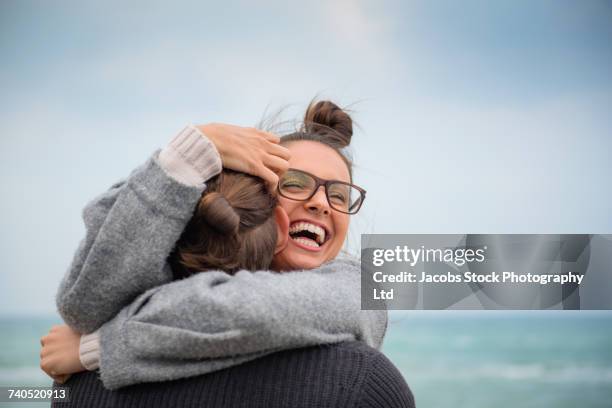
[{"x1": 274, "y1": 206, "x2": 290, "y2": 255}]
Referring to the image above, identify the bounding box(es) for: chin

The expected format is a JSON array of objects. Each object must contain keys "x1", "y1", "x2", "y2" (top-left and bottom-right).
[{"x1": 273, "y1": 237, "x2": 342, "y2": 271}]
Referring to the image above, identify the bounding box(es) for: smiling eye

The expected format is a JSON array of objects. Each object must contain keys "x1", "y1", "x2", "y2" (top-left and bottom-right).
[
  {"x1": 329, "y1": 191, "x2": 346, "y2": 202},
  {"x1": 281, "y1": 178, "x2": 307, "y2": 190},
  {"x1": 328, "y1": 184, "x2": 350, "y2": 207},
  {"x1": 279, "y1": 171, "x2": 316, "y2": 199}
]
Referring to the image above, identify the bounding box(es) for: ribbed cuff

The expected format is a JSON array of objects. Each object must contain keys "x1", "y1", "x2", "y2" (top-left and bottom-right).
[
  {"x1": 158, "y1": 124, "x2": 223, "y2": 187},
  {"x1": 79, "y1": 331, "x2": 101, "y2": 371}
]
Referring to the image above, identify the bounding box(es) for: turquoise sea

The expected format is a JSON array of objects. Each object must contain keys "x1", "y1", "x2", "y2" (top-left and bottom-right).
[
  {"x1": 384, "y1": 312, "x2": 612, "y2": 408},
  {"x1": 1, "y1": 312, "x2": 611, "y2": 407}
]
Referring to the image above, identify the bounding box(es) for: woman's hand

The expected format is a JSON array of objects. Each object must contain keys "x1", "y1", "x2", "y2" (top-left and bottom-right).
[
  {"x1": 40, "y1": 325, "x2": 85, "y2": 384},
  {"x1": 197, "y1": 123, "x2": 291, "y2": 190}
]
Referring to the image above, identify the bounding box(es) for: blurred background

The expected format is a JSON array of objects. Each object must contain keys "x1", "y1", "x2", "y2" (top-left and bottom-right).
[{"x1": 1, "y1": 1, "x2": 611, "y2": 407}]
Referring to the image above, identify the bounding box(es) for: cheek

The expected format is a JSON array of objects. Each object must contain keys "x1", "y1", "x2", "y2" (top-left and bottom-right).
[
  {"x1": 331, "y1": 214, "x2": 350, "y2": 247},
  {"x1": 278, "y1": 197, "x2": 298, "y2": 215}
]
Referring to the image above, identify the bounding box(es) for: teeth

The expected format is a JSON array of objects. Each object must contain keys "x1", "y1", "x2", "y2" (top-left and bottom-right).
[
  {"x1": 289, "y1": 222, "x2": 326, "y2": 244},
  {"x1": 292, "y1": 237, "x2": 320, "y2": 248}
]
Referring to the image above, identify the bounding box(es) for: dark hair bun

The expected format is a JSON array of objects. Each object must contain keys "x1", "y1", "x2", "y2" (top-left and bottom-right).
[
  {"x1": 304, "y1": 100, "x2": 353, "y2": 148},
  {"x1": 200, "y1": 192, "x2": 240, "y2": 235}
]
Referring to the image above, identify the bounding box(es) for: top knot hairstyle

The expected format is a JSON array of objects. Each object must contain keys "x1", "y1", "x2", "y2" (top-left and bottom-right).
[
  {"x1": 280, "y1": 99, "x2": 355, "y2": 179},
  {"x1": 169, "y1": 170, "x2": 278, "y2": 279}
]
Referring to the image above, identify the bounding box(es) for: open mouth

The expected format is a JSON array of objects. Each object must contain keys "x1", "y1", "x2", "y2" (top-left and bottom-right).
[{"x1": 289, "y1": 221, "x2": 330, "y2": 250}]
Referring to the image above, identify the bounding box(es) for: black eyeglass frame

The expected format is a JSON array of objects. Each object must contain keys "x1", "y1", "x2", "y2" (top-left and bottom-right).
[{"x1": 277, "y1": 168, "x2": 367, "y2": 215}]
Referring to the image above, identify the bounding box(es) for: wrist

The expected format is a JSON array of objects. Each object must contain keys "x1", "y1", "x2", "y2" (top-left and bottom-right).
[
  {"x1": 158, "y1": 125, "x2": 223, "y2": 186},
  {"x1": 195, "y1": 124, "x2": 222, "y2": 155}
]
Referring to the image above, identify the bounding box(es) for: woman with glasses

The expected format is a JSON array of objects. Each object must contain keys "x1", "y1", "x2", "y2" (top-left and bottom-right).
[{"x1": 40, "y1": 101, "x2": 400, "y2": 397}]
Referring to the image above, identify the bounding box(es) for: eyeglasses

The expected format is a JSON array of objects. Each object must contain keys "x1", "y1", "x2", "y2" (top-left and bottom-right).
[{"x1": 277, "y1": 169, "x2": 366, "y2": 215}]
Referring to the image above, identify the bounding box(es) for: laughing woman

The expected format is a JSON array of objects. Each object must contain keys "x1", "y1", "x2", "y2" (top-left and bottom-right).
[{"x1": 40, "y1": 101, "x2": 412, "y2": 405}]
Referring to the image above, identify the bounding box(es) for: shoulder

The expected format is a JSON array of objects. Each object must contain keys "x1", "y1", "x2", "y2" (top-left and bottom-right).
[
  {"x1": 286, "y1": 342, "x2": 415, "y2": 408},
  {"x1": 348, "y1": 342, "x2": 416, "y2": 408},
  {"x1": 55, "y1": 341, "x2": 414, "y2": 408}
]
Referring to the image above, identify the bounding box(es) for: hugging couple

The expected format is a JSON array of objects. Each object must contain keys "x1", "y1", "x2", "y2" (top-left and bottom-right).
[{"x1": 40, "y1": 99, "x2": 415, "y2": 407}]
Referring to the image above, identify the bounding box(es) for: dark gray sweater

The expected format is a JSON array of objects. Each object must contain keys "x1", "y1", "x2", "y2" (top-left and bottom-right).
[{"x1": 53, "y1": 341, "x2": 415, "y2": 408}]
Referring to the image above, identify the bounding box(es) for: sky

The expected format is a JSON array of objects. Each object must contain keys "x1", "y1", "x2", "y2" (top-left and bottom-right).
[{"x1": 1, "y1": 0, "x2": 611, "y2": 315}]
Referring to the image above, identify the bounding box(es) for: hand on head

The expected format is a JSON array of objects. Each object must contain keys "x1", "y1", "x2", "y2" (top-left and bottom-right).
[{"x1": 196, "y1": 123, "x2": 291, "y2": 192}]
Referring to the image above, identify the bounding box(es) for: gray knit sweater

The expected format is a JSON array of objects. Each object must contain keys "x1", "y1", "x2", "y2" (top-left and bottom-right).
[{"x1": 56, "y1": 126, "x2": 387, "y2": 390}]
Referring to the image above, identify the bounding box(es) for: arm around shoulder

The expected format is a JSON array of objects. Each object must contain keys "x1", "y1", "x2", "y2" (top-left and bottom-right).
[
  {"x1": 56, "y1": 126, "x2": 222, "y2": 333},
  {"x1": 89, "y1": 257, "x2": 387, "y2": 388}
]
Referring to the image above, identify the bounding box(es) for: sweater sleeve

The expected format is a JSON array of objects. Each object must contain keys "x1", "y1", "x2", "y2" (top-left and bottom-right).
[
  {"x1": 56, "y1": 126, "x2": 222, "y2": 334},
  {"x1": 79, "y1": 331, "x2": 101, "y2": 371},
  {"x1": 94, "y1": 257, "x2": 387, "y2": 390}
]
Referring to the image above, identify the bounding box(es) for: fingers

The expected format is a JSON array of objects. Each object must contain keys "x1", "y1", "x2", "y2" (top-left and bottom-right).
[
  {"x1": 40, "y1": 357, "x2": 56, "y2": 378},
  {"x1": 241, "y1": 127, "x2": 279, "y2": 143},
  {"x1": 257, "y1": 165, "x2": 280, "y2": 193},
  {"x1": 266, "y1": 142, "x2": 291, "y2": 161},
  {"x1": 41, "y1": 324, "x2": 63, "y2": 346},
  {"x1": 41, "y1": 358, "x2": 67, "y2": 379},
  {"x1": 248, "y1": 127, "x2": 291, "y2": 159},
  {"x1": 263, "y1": 154, "x2": 290, "y2": 175},
  {"x1": 53, "y1": 374, "x2": 71, "y2": 384},
  {"x1": 255, "y1": 129, "x2": 281, "y2": 144},
  {"x1": 40, "y1": 333, "x2": 59, "y2": 351},
  {"x1": 40, "y1": 344, "x2": 62, "y2": 357},
  {"x1": 214, "y1": 125, "x2": 292, "y2": 183}
]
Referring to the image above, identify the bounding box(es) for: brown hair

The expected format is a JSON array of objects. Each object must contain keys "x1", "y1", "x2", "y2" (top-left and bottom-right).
[
  {"x1": 169, "y1": 170, "x2": 278, "y2": 279},
  {"x1": 280, "y1": 99, "x2": 354, "y2": 179}
]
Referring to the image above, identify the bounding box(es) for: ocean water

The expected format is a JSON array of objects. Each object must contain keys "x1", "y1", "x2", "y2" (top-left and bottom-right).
[
  {"x1": 1, "y1": 313, "x2": 611, "y2": 407},
  {"x1": 383, "y1": 311, "x2": 612, "y2": 408}
]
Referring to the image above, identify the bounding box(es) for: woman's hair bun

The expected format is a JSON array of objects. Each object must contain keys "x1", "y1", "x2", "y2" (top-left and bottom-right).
[
  {"x1": 200, "y1": 191, "x2": 240, "y2": 235},
  {"x1": 303, "y1": 100, "x2": 353, "y2": 148}
]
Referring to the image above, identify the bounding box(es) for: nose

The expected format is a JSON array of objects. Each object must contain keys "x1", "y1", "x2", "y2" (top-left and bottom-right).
[{"x1": 304, "y1": 186, "x2": 331, "y2": 216}]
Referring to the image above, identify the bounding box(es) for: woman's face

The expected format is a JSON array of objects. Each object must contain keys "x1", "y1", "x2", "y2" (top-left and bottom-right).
[{"x1": 272, "y1": 140, "x2": 351, "y2": 271}]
